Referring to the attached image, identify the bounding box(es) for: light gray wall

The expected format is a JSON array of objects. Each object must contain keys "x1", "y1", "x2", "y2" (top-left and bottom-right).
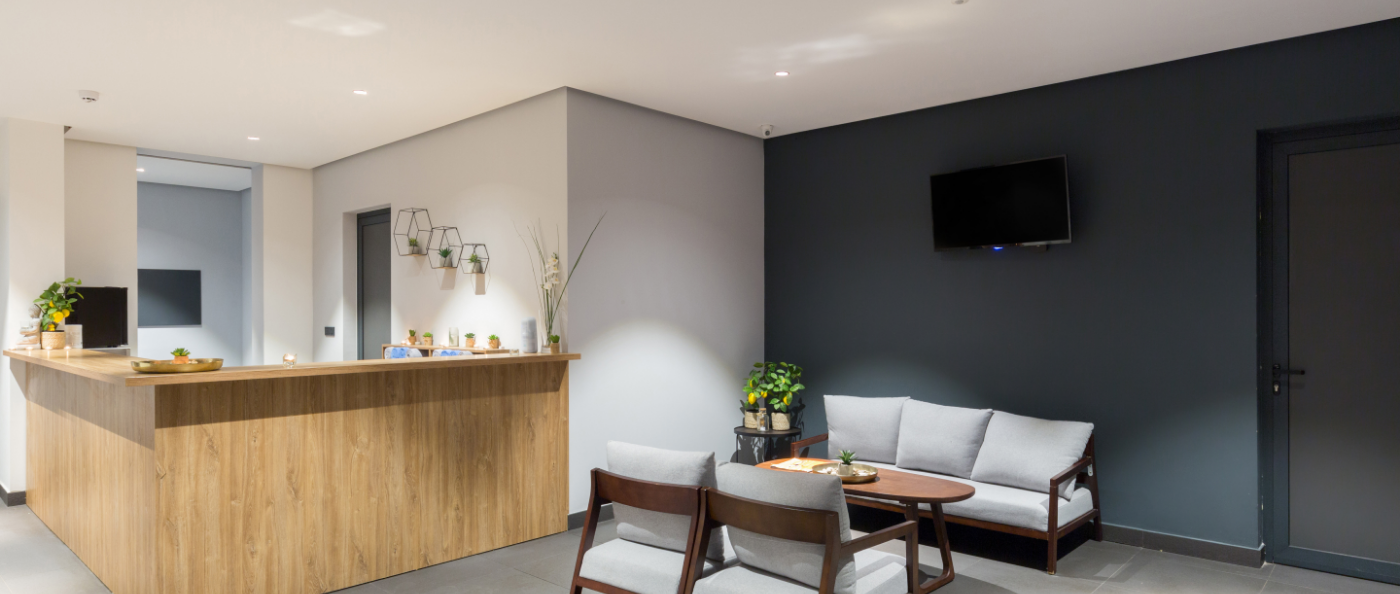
[
  {"x1": 565, "y1": 89, "x2": 765, "y2": 513},
  {"x1": 137, "y1": 182, "x2": 245, "y2": 364}
]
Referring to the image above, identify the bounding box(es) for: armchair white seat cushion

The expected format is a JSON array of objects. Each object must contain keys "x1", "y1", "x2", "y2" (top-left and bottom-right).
[
  {"x1": 693, "y1": 549, "x2": 908, "y2": 594},
  {"x1": 864, "y1": 463, "x2": 1094, "y2": 531},
  {"x1": 579, "y1": 538, "x2": 727, "y2": 594},
  {"x1": 715, "y1": 463, "x2": 858, "y2": 593},
  {"x1": 825, "y1": 395, "x2": 910, "y2": 464},
  {"x1": 606, "y1": 441, "x2": 726, "y2": 561},
  {"x1": 895, "y1": 400, "x2": 993, "y2": 479},
  {"x1": 970, "y1": 412, "x2": 1093, "y2": 500}
]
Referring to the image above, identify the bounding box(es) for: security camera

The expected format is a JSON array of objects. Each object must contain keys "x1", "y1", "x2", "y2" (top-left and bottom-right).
[
  {"x1": 77, "y1": 90, "x2": 100, "y2": 103},
  {"x1": 759, "y1": 124, "x2": 775, "y2": 138}
]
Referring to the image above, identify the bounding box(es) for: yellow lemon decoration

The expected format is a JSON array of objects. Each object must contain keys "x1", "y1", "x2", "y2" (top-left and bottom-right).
[{"x1": 747, "y1": 393, "x2": 756, "y2": 405}]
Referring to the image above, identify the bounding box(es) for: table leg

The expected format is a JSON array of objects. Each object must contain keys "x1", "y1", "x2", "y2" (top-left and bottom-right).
[{"x1": 907, "y1": 502, "x2": 956, "y2": 593}]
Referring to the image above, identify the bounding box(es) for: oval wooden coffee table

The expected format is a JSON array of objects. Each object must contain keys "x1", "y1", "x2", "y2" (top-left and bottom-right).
[{"x1": 757, "y1": 458, "x2": 975, "y2": 593}]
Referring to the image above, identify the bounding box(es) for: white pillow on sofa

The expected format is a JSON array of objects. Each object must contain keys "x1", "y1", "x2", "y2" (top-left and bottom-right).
[
  {"x1": 895, "y1": 400, "x2": 993, "y2": 479},
  {"x1": 969, "y1": 411, "x2": 1093, "y2": 500},
  {"x1": 825, "y1": 395, "x2": 909, "y2": 464}
]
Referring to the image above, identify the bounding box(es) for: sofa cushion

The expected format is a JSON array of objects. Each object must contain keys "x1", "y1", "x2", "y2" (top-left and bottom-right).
[
  {"x1": 864, "y1": 463, "x2": 1094, "y2": 531},
  {"x1": 607, "y1": 441, "x2": 725, "y2": 560},
  {"x1": 693, "y1": 549, "x2": 908, "y2": 594},
  {"x1": 895, "y1": 400, "x2": 993, "y2": 479},
  {"x1": 825, "y1": 395, "x2": 909, "y2": 464},
  {"x1": 716, "y1": 463, "x2": 856, "y2": 593},
  {"x1": 580, "y1": 538, "x2": 726, "y2": 594},
  {"x1": 969, "y1": 412, "x2": 1094, "y2": 500}
]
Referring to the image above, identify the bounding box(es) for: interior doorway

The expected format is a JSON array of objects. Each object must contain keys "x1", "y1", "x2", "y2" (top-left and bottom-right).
[
  {"x1": 1260, "y1": 117, "x2": 1400, "y2": 585},
  {"x1": 357, "y1": 209, "x2": 392, "y2": 360}
]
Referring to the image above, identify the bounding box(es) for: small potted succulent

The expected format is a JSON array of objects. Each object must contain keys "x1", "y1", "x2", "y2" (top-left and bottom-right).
[
  {"x1": 547, "y1": 334, "x2": 561, "y2": 354},
  {"x1": 407, "y1": 329, "x2": 418, "y2": 345},
  {"x1": 836, "y1": 450, "x2": 857, "y2": 477},
  {"x1": 466, "y1": 252, "x2": 485, "y2": 274},
  {"x1": 464, "y1": 333, "x2": 476, "y2": 348},
  {"x1": 407, "y1": 237, "x2": 422, "y2": 254},
  {"x1": 438, "y1": 247, "x2": 455, "y2": 268},
  {"x1": 171, "y1": 348, "x2": 191, "y2": 365},
  {"x1": 422, "y1": 331, "x2": 434, "y2": 346},
  {"x1": 487, "y1": 334, "x2": 501, "y2": 349}
]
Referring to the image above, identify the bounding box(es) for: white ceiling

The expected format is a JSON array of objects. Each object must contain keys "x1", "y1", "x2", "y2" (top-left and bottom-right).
[
  {"x1": 2, "y1": 1, "x2": 1397, "y2": 169},
  {"x1": 137, "y1": 155, "x2": 252, "y2": 192}
]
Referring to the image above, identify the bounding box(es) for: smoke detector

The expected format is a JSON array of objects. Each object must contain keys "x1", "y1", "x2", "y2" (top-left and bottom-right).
[{"x1": 77, "y1": 90, "x2": 100, "y2": 103}]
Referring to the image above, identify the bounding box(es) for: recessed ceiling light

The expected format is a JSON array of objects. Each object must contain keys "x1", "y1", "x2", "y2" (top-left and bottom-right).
[
  {"x1": 954, "y1": 0, "x2": 969, "y2": 4},
  {"x1": 247, "y1": 136, "x2": 260, "y2": 141},
  {"x1": 353, "y1": 89, "x2": 368, "y2": 95},
  {"x1": 775, "y1": 71, "x2": 790, "y2": 77},
  {"x1": 136, "y1": 168, "x2": 145, "y2": 172}
]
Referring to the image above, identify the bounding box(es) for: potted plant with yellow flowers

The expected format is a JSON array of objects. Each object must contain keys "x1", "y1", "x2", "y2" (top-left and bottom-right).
[
  {"x1": 35, "y1": 278, "x2": 83, "y2": 350},
  {"x1": 745, "y1": 361, "x2": 806, "y2": 431}
]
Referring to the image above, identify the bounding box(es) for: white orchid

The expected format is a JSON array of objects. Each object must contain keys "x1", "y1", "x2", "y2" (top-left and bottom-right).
[{"x1": 520, "y1": 217, "x2": 605, "y2": 347}]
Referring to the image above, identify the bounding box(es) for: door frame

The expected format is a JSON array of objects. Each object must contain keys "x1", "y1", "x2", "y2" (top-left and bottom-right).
[
  {"x1": 356, "y1": 209, "x2": 392, "y2": 361},
  {"x1": 1257, "y1": 115, "x2": 1400, "y2": 584}
]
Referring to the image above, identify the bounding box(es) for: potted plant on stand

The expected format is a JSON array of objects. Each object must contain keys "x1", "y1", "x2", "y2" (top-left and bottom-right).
[
  {"x1": 171, "y1": 348, "x2": 191, "y2": 364},
  {"x1": 437, "y1": 247, "x2": 455, "y2": 268},
  {"x1": 487, "y1": 334, "x2": 501, "y2": 349},
  {"x1": 464, "y1": 333, "x2": 476, "y2": 348},
  {"x1": 521, "y1": 215, "x2": 604, "y2": 354},
  {"x1": 739, "y1": 392, "x2": 762, "y2": 429},
  {"x1": 35, "y1": 278, "x2": 83, "y2": 350},
  {"x1": 745, "y1": 361, "x2": 805, "y2": 431},
  {"x1": 407, "y1": 329, "x2": 417, "y2": 345},
  {"x1": 547, "y1": 335, "x2": 560, "y2": 354},
  {"x1": 408, "y1": 237, "x2": 422, "y2": 255},
  {"x1": 422, "y1": 331, "x2": 434, "y2": 346}
]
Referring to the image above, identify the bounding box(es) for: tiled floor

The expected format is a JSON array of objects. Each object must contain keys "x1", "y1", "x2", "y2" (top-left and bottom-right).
[{"x1": 1, "y1": 500, "x2": 1397, "y2": 594}]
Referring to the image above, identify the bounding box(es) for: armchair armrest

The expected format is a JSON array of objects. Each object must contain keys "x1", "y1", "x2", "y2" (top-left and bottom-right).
[
  {"x1": 1050, "y1": 456, "x2": 1093, "y2": 492},
  {"x1": 790, "y1": 433, "x2": 829, "y2": 458},
  {"x1": 841, "y1": 519, "x2": 917, "y2": 555}
]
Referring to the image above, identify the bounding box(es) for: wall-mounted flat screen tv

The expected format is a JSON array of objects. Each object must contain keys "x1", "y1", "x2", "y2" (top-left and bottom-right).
[{"x1": 930, "y1": 155, "x2": 1071, "y2": 251}]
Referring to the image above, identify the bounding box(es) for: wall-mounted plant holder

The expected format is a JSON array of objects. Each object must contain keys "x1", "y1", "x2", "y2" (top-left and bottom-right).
[
  {"x1": 393, "y1": 208, "x2": 433, "y2": 256},
  {"x1": 428, "y1": 226, "x2": 463, "y2": 269},
  {"x1": 463, "y1": 243, "x2": 490, "y2": 295}
]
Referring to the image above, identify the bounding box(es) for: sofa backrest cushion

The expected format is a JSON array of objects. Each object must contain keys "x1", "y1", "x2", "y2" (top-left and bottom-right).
[
  {"x1": 969, "y1": 412, "x2": 1093, "y2": 500},
  {"x1": 716, "y1": 462, "x2": 856, "y2": 593},
  {"x1": 825, "y1": 395, "x2": 909, "y2": 464},
  {"x1": 606, "y1": 441, "x2": 724, "y2": 561},
  {"x1": 895, "y1": 400, "x2": 993, "y2": 479}
]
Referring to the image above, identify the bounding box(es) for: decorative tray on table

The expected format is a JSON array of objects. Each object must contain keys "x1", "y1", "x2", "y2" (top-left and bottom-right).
[
  {"x1": 773, "y1": 458, "x2": 879, "y2": 484},
  {"x1": 131, "y1": 359, "x2": 224, "y2": 374}
]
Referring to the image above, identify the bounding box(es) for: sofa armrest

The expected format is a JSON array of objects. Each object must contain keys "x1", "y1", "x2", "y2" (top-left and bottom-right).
[
  {"x1": 790, "y1": 433, "x2": 829, "y2": 458},
  {"x1": 1050, "y1": 456, "x2": 1093, "y2": 493}
]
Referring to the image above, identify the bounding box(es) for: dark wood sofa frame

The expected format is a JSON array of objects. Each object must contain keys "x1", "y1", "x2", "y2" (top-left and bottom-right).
[{"x1": 791, "y1": 433, "x2": 1102, "y2": 574}]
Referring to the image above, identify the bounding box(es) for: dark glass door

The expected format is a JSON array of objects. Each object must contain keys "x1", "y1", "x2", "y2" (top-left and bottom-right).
[{"x1": 357, "y1": 209, "x2": 391, "y2": 360}]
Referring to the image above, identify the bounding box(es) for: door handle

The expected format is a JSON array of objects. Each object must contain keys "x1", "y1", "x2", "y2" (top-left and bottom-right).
[{"x1": 1271, "y1": 365, "x2": 1305, "y2": 394}]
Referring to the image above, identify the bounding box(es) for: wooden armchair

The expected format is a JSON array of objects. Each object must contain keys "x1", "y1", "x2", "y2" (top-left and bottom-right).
[{"x1": 570, "y1": 468, "x2": 708, "y2": 594}]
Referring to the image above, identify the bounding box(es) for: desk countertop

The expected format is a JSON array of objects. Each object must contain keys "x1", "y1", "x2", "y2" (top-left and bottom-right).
[{"x1": 4, "y1": 348, "x2": 580, "y2": 387}]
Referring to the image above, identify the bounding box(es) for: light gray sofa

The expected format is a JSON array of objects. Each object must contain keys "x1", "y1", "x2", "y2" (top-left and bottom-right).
[{"x1": 794, "y1": 396, "x2": 1101, "y2": 574}]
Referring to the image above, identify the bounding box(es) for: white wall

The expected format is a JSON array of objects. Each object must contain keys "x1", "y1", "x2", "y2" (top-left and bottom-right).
[
  {"x1": 64, "y1": 140, "x2": 138, "y2": 351},
  {"x1": 241, "y1": 187, "x2": 256, "y2": 366},
  {"x1": 136, "y1": 182, "x2": 245, "y2": 365},
  {"x1": 564, "y1": 90, "x2": 764, "y2": 512},
  {"x1": 0, "y1": 118, "x2": 66, "y2": 493},
  {"x1": 254, "y1": 165, "x2": 313, "y2": 364},
  {"x1": 312, "y1": 89, "x2": 568, "y2": 363}
]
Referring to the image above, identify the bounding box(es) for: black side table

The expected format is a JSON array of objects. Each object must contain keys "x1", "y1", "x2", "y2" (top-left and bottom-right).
[{"x1": 732, "y1": 426, "x2": 802, "y2": 465}]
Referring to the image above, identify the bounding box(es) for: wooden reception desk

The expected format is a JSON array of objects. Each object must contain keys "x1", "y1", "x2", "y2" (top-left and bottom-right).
[{"x1": 5, "y1": 348, "x2": 578, "y2": 594}]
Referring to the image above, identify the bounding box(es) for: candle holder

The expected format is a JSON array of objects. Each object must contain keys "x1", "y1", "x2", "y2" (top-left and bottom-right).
[{"x1": 283, "y1": 353, "x2": 297, "y2": 368}]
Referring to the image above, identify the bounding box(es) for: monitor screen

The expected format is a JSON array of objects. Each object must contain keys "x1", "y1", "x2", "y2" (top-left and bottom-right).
[{"x1": 930, "y1": 156, "x2": 1070, "y2": 250}]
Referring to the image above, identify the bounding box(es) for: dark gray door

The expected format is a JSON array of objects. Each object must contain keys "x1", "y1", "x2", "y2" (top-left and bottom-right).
[
  {"x1": 1263, "y1": 123, "x2": 1400, "y2": 585},
  {"x1": 358, "y1": 209, "x2": 391, "y2": 360}
]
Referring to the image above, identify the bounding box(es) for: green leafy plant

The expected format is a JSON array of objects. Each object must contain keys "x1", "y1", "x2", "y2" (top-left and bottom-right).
[
  {"x1": 739, "y1": 391, "x2": 761, "y2": 413},
  {"x1": 468, "y1": 253, "x2": 481, "y2": 263},
  {"x1": 549, "y1": 334, "x2": 560, "y2": 344},
  {"x1": 171, "y1": 348, "x2": 190, "y2": 357},
  {"x1": 520, "y1": 214, "x2": 605, "y2": 349},
  {"x1": 465, "y1": 333, "x2": 476, "y2": 339},
  {"x1": 35, "y1": 278, "x2": 83, "y2": 332},
  {"x1": 423, "y1": 332, "x2": 433, "y2": 338},
  {"x1": 743, "y1": 362, "x2": 805, "y2": 413},
  {"x1": 408, "y1": 237, "x2": 419, "y2": 247},
  {"x1": 487, "y1": 334, "x2": 500, "y2": 341},
  {"x1": 838, "y1": 450, "x2": 857, "y2": 465},
  {"x1": 438, "y1": 247, "x2": 454, "y2": 260}
]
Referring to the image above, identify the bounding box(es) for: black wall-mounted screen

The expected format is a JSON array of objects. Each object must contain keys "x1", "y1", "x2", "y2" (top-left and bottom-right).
[
  {"x1": 138, "y1": 269, "x2": 201, "y2": 327},
  {"x1": 63, "y1": 286, "x2": 128, "y2": 348},
  {"x1": 930, "y1": 156, "x2": 1071, "y2": 250}
]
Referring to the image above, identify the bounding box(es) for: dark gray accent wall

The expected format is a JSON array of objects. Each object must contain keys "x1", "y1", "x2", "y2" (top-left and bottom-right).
[{"x1": 764, "y1": 18, "x2": 1400, "y2": 548}]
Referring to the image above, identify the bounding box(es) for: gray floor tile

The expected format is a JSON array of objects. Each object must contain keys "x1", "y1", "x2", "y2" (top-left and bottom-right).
[
  {"x1": 449, "y1": 570, "x2": 566, "y2": 594},
  {"x1": 514, "y1": 549, "x2": 580, "y2": 589},
  {"x1": 1261, "y1": 580, "x2": 1331, "y2": 594},
  {"x1": 1053, "y1": 539, "x2": 1139, "y2": 583},
  {"x1": 1, "y1": 567, "x2": 109, "y2": 594},
  {"x1": 1269, "y1": 565, "x2": 1400, "y2": 594},
  {"x1": 959, "y1": 559, "x2": 1101, "y2": 594},
  {"x1": 375, "y1": 553, "x2": 517, "y2": 594},
  {"x1": 476, "y1": 528, "x2": 592, "y2": 570},
  {"x1": 1136, "y1": 548, "x2": 1274, "y2": 580},
  {"x1": 857, "y1": 529, "x2": 984, "y2": 574},
  {"x1": 1105, "y1": 550, "x2": 1268, "y2": 594}
]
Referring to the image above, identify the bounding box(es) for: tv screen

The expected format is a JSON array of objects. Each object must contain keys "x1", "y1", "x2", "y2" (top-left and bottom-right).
[
  {"x1": 930, "y1": 156, "x2": 1070, "y2": 250},
  {"x1": 138, "y1": 269, "x2": 202, "y2": 327}
]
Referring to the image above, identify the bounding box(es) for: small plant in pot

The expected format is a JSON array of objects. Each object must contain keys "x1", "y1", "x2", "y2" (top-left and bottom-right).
[
  {"x1": 837, "y1": 450, "x2": 857, "y2": 477},
  {"x1": 547, "y1": 334, "x2": 561, "y2": 354},
  {"x1": 408, "y1": 237, "x2": 422, "y2": 254},
  {"x1": 747, "y1": 361, "x2": 805, "y2": 432},
  {"x1": 35, "y1": 278, "x2": 83, "y2": 349},
  {"x1": 171, "y1": 348, "x2": 191, "y2": 365},
  {"x1": 422, "y1": 331, "x2": 434, "y2": 346},
  {"x1": 739, "y1": 392, "x2": 762, "y2": 429},
  {"x1": 407, "y1": 329, "x2": 417, "y2": 345},
  {"x1": 487, "y1": 334, "x2": 501, "y2": 349},
  {"x1": 464, "y1": 333, "x2": 476, "y2": 348},
  {"x1": 438, "y1": 247, "x2": 455, "y2": 268}
]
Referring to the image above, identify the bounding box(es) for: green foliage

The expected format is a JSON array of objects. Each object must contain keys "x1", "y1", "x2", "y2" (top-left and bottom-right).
[
  {"x1": 465, "y1": 333, "x2": 476, "y2": 338},
  {"x1": 423, "y1": 332, "x2": 433, "y2": 338},
  {"x1": 408, "y1": 329, "x2": 416, "y2": 336},
  {"x1": 408, "y1": 237, "x2": 419, "y2": 247},
  {"x1": 838, "y1": 449, "x2": 857, "y2": 465},
  {"x1": 742, "y1": 361, "x2": 806, "y2": 413},
  {"x1": 468, "y1": 253, "x2": 481, "y2": 263},
  {"x1": 34, "y1": 278, "x2": 83, "y2": 331},
  {"x1": 438, "y1": 247, "x2": 454, "y2": 259},
  {"x1": 549, "y1": 334, "x2": 560, "y2": 344},
  {"x1": 171, "y1": 348, "x2": 190, "y2": 357},
  {"x1": 488, "y1": 334, "x2": 500, "y2": 341}
]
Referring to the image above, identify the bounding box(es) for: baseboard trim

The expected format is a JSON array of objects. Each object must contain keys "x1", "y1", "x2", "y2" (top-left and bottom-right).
[
  {"x1": 567, "y1": 503, "x2": 613, "y2": 530},
  {"x1": 0, "y1": 482, "x2": 25, "y2": 507},
  {"x1": 1104, "y1": 523, "x2": 1262, "y2": 568}
]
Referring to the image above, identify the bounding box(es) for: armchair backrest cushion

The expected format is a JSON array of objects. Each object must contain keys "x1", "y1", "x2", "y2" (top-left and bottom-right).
[
  {"x1": 715, "y1": 463, "x2": 856, "y2": 594},
  {"x1": 605, "y1": 441, "x2": 725, "y2": 561},
  {"x1": 969, "y1": 412, "x2": 1094, "y2": 500},
  {"x1": 825, "y1": 395, "x2": 909, "y2": 464},
  {"x1": 895, "y1": 400, "x2": 993, "y2": 479}
]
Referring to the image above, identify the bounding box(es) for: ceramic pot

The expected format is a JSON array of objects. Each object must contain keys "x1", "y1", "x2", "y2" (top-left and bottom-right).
[
  {"x1": 743, "y1": 411, "x2": 758, "y2": 429},
  {"x1": 423, "y1": 336, "x2": 433, "y2": 346},
  {"x1": 465, "y1": 338, "x2": 476, "y2": 348},
  {"x1": 548, "y1": 342, "x2": 560, "y2": 354},
  {"x1": 172, "y1": 355, "x2": 190, "y2": 364},
  {"x1": 41, "y1": 331, "x2": 65, "y2": 350},
  {"x1": 488, "y1": 339, "x2": 501, "y2": 349},
  {"x1": 836, "y1": 463, "x2": 854, "y2": 477},
  {"x1": 771, "y1": 413, "x2": 791, "y2": 431}
]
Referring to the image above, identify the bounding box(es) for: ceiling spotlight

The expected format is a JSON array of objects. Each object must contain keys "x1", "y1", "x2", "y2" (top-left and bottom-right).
[
  {"x1": 954, "y1": 0, "x2": 969, "y2": 4},
  {"x1": 136, "y1": 168, "x2": 145, "y2": 172},
  {"x1": 353, "y1": 89, "x2": 368, "y2": 95},
  {"x1": 78, "y1": 90, "x2": 100, "y2": 103},
  {"x1": 775, "y1": 71, "x2": 790, "y2": 77},
  {"x1": 247, "y1": 136, "x2": 260, "y2": 141}
]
